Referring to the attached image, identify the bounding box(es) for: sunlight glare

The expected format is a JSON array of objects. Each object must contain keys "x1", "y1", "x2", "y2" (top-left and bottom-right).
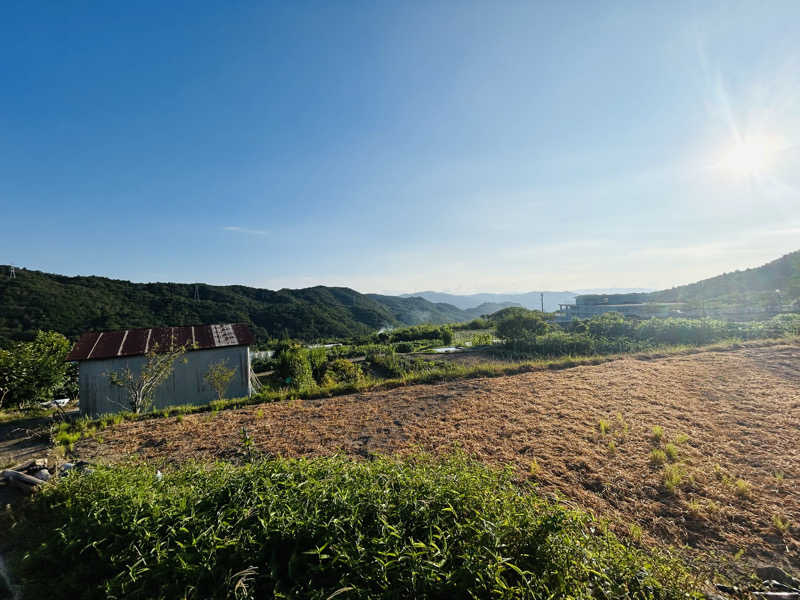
[{"x1": 714, "y1": 134, "x2": 782, "y2": 178}]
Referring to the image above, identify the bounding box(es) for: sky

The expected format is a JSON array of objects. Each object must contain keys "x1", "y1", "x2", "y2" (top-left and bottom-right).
[{"x1": 1, "y1": 1, "x2": 799, "y2": 294}]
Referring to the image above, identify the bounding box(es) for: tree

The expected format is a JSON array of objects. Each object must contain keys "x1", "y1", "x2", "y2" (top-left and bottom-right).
[
  {"x1": 441, "y1": 326, "x2": 454, "y2": 346},
  {"x1": 108, "y1": 342, "x2": 187, "y2": 414},
  {"x1": 496, "y1": 312, "x2": 550, "y2": 342},
  {"x1": 0, "y1": 331, "x2": 71, "y2": 410},
  {"x1": 204, "y1": 359, "x2": 237, "y2": 401}
]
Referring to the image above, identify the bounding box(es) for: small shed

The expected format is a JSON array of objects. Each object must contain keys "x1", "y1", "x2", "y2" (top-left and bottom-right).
[{"x1": 67, "y1": 323, "x2": 254, "y2": 417}]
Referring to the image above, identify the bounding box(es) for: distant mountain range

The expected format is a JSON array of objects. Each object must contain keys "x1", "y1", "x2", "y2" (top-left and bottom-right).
[
  {"x1": 401, "y1": 290, "x2": 653, "y2": 312},
  {"x1": 0, "y1": 268, "x2": 515, "y2": 345},
  {"x1": 1, "y1": 250, "x2": 796, "y2": 346}
]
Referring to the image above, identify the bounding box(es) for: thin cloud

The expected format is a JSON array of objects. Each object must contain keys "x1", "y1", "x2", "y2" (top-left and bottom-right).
[{"x1": 223, "y1": 226, "x2": 268, "y2": 236}]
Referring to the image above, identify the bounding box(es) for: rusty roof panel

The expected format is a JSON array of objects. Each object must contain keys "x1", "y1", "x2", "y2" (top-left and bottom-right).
[
  {"x1": 231, "y1": 323, "x2": 255, "y2": 346},
  {"x1": 66, "y1": 332, "x2": 101, "y2": 361},
  {"x1": 120, "y1": 328, "x2": 149, "y2": 357},
  {"x1": 90, "y1": 330, "x2": 125, "y2": 360},
  {"x1": 194, "y1": 325, "x2": 214, "y2": 349},
  {"x1": 67, "y1": 323, "x2": 254, "y2": 361}
]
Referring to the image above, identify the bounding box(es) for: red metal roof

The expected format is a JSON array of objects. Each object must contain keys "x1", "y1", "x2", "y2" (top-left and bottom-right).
[{"x1": 66, "y1": 324, "x2": 254, "y2": 361}]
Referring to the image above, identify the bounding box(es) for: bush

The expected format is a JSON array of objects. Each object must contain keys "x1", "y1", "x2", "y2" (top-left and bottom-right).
[
  {"x1": 470, "y1": 332, "x2": 493, "y2": 347},
  {"x1": 320, "y1": 358, "x2": 362, "y2": 385},
  {"x1": 275, "y1": 347, "x2": 314, "y2": 390},
  {"x1": 11, "y1": 455, "x2": 702, "y2": 599},
  {"x1": 0, "y1": 330, "x2": 71, "y2": 410},
  {"x1": 440, "y1": 326, "x2": 454, "y2": 346},
  {"x1": 394, "y1": 342, "x2": 415, "y2": 353},
  {"x1": 496, "y1": 311, "x2": 551, "y2": 341}
]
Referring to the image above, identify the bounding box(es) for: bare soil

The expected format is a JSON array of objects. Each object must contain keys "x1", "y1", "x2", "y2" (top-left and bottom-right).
[{"x1": 75, "y1": 343, "x2": 800, "y2": 576}]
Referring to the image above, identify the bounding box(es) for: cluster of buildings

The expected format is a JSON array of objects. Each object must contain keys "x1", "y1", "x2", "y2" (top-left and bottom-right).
[{"x1": 554, "y1": 294, "x2": 685, "y2": 323}]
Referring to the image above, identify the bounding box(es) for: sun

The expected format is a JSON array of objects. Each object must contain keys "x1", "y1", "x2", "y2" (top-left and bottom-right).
[{"x1": 714, "y1": 135, "x2": 782, "y2": 178}]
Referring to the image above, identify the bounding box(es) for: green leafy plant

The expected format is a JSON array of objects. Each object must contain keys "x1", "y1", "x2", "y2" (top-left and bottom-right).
[
  {"x1": 0, "y1": 330, "x2": 71, "y2": 410},
  {"x1": 204, "y1": 359, "x2": 237, "y2": 401},
  {"x1": 11, "y1": 454, "x2": 703, "y2": 599},
  {"x1": 276, "y1": 346, "x2": 314, "y2": 390}
]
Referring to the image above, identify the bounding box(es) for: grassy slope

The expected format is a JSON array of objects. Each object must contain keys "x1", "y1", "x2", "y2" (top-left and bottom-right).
[{"x1": 648, "y1": 249, "x2": 800, "y2": 307}]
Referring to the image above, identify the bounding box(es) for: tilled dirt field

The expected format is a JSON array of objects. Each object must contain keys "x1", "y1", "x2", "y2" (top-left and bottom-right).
[{"x1": 76, "y1": 343, "x2": 800, "y2": 575}]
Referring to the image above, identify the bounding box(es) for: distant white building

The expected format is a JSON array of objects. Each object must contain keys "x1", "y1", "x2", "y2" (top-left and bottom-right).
[{"x1": 67, "y1": 323, "x2": 254, "y2": 417}]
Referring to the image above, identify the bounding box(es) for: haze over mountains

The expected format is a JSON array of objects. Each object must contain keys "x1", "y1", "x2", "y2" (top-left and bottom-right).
[{"x1": 401, "y1": 290, "x2": 653, "y2": 313}]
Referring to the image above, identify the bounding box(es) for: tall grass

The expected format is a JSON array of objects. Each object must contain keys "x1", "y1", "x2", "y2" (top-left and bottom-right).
[{"x1": 10, "y1": 454, "x2": 703, "y2": 599}]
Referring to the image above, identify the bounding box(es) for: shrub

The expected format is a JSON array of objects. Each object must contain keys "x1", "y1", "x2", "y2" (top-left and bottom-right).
[
  {"x1": 11, "y1": 455, "x2": 702, "y2": 599},
  {"x1": 440, "y1": 326, "x2": 454, "y2": 346},
  {"x1": 496, "y1": 311, "x2": 551, "y2": 341},
  {"x1": 321, "y1": 358, "x2": 363, "y2": 385},
  {"x1": 0, "y1": 330, "x2": 72, "y2": 410},
  {"x1": 308, "y1": 347, "x2": 328, "y2": 383},
  {"x1": 276, "y1": 347, "x2": 314, "y2": 390},
  {"x1": 394, "y1": 342, "x2": 415, "y2": 353},
  {"x1": 470, "y1": 332, "x2": 493, "y2": 347}
]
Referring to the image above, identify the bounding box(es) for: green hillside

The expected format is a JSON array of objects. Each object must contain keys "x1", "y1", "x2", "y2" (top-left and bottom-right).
[
  {"x1": 648, "y1": 250, "x2": 800, "y2": 309},
  {"x1": 0, "y1": 268, "x2": 475, "y2": 346}
]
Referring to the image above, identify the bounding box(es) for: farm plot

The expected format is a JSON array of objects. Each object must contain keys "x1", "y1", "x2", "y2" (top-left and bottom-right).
[{"x1": 75, "y1": 342, "x2": 800, "y2": 576}]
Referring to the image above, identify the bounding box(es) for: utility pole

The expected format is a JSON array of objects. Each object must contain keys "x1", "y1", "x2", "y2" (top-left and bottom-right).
[{"x1": 540, "y1": 292, "x2": 544, "y2": 313}]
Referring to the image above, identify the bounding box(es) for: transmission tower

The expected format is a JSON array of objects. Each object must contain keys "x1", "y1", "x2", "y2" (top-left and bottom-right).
[
  {"x1": 194, "y1": 285, "x2": 200, "y2": 301},
  {"x1": 8, "y1": 264, "x2": 15, "y2": 279}
]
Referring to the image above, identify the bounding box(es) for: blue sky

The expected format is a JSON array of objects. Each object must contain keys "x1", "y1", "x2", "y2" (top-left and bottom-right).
[{"x1": 1, "y1": 1, "x2": 798, "y2": 293}]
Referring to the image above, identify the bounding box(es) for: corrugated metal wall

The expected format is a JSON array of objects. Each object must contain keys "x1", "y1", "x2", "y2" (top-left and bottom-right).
[{"x1": 78, "y1": 345, "x2": 250, "y2": 417}]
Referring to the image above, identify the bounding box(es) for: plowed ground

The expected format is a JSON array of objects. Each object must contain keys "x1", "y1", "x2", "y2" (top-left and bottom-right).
[{"x1": 76, "y1": 343, "x2": 800, "y2": 576}]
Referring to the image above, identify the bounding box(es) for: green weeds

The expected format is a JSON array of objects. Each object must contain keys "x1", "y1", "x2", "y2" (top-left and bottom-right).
[
  {"x1": 651, "y1": 426, "x2": 664, "y2": 443},
  {"x1": 664, "y1": 443, "x2": 680, "y2": 462},
  {"x1": 10, "y1": 454, "x2": 703, "y2": 599},
  {"x1": 663, "y1": 464, "x2": 685, "y2": 494},
  {"x1": 650, "y1": 449, "x2": 667, "y2": 466}
]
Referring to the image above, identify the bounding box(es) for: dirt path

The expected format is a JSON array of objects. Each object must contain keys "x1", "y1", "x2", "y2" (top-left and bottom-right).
[{"x1": 76, "y1": 343, "x2": 800, "y2": 575}]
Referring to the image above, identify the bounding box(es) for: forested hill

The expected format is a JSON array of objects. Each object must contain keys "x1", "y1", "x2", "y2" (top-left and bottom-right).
[
  {"x1": 0, "y1": 268, "x2": 481, "y2": 345},
  {"x1": 648, "y1": 250, "x2": 800, "y2": 307}
]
